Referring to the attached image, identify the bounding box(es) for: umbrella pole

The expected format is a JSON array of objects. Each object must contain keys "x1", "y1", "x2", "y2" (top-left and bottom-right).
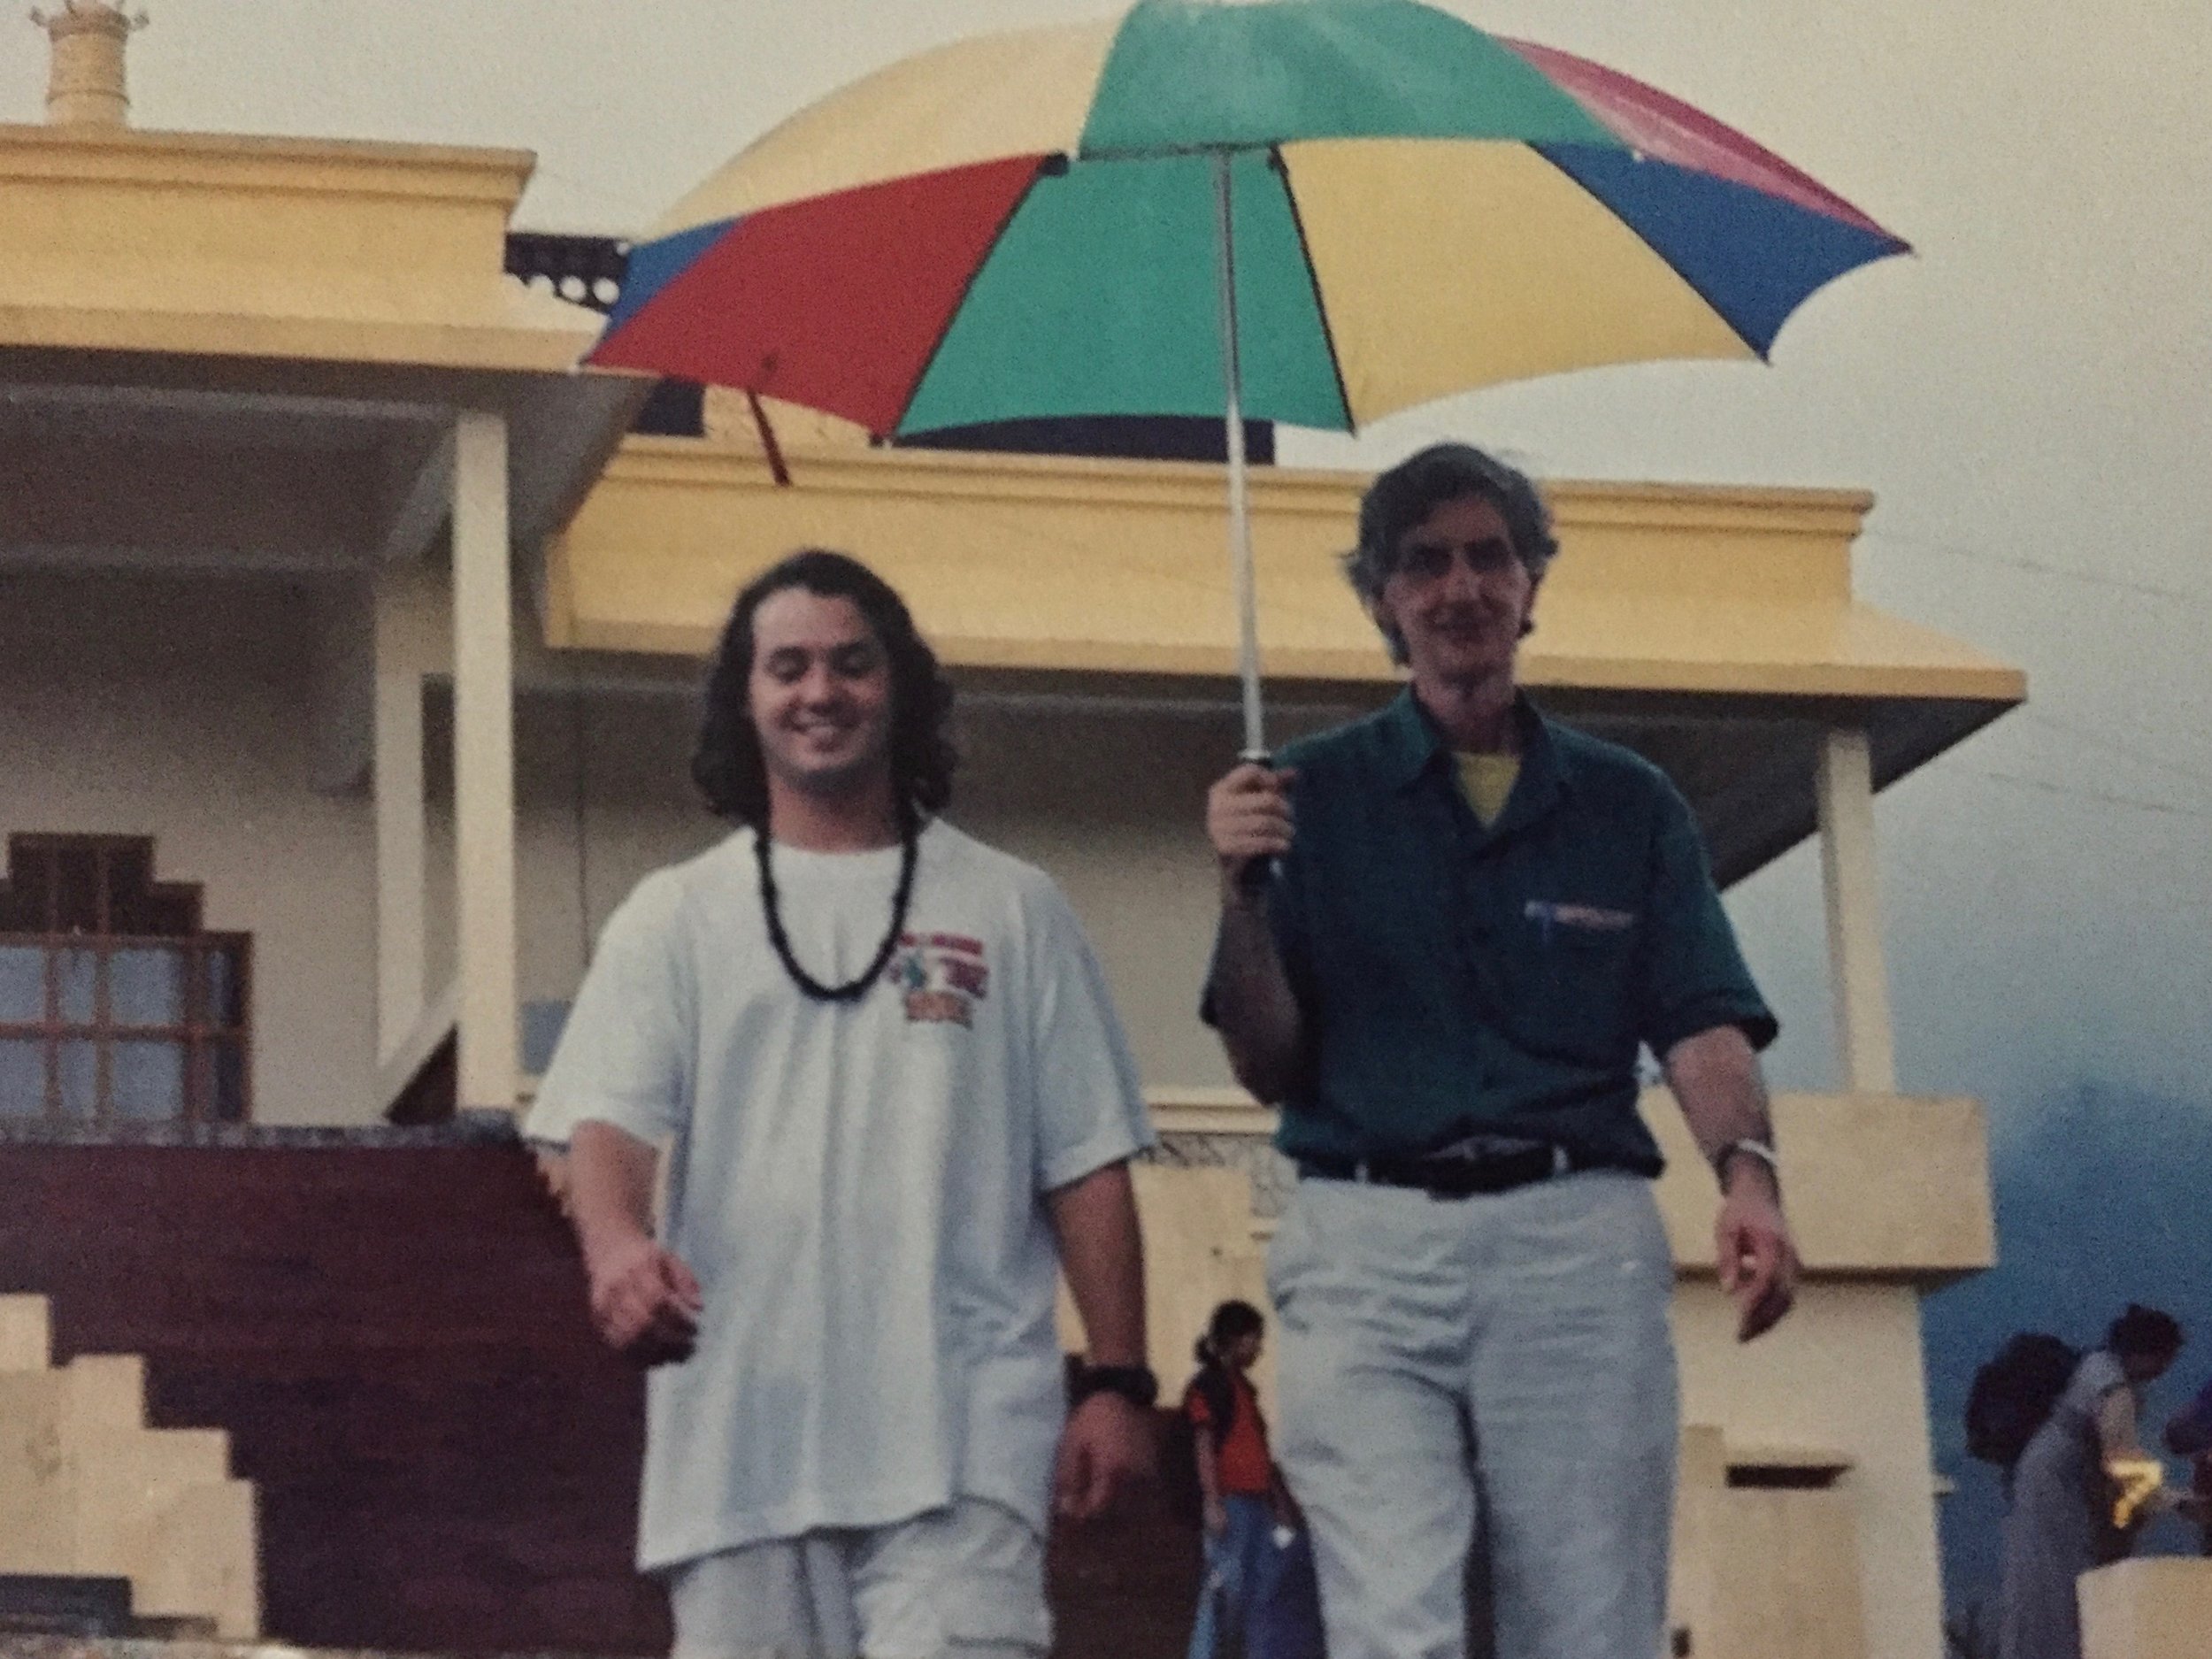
[
  {"x1": 744, "y1": 388, "x2": 793, "y2": 488},
  {"x1": 1213, "y1": 149, "x2": 1266, "y2": 763}
]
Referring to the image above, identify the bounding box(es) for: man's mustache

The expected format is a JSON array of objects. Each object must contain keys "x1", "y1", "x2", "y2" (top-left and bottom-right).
[{"x1": 1420, "y1": 603, "x2": 1508, "y2": 629}]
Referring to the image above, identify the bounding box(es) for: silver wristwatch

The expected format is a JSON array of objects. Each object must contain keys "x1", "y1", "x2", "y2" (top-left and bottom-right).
[{"x1": 1714, "y1": 1138, "x2": 1780, "y2": 1188}]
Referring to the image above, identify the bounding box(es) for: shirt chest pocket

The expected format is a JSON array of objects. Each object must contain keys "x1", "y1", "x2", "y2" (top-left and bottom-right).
[{"x1": 1497, "y1": 901, "x2": 1641, "y2": 1064}]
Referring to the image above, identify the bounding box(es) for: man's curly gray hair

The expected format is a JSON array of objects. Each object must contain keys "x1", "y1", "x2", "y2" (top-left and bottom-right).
[{"x1": 1340, "y1": 443, "x2": 1558, "y2": 665}]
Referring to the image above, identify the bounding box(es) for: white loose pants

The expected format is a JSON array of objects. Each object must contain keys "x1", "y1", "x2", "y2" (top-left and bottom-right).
[
  {"x1": 664, "y1": 1498, "x2": 1048, "y2": 1659},
  {"x1": 1268, "y1": 1170, "x2": 1678, "y2": 1659}
]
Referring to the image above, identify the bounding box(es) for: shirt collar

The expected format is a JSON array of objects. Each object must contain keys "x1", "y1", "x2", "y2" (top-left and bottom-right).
[{"x1": 1381, "y1": 687, "x2": 1572, "y2": 816}]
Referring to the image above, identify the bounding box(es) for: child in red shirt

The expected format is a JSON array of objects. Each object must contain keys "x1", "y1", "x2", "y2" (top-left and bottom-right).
[{"x1": 1184, "y1": 1301, "x2": 1319, "y2": 1659}]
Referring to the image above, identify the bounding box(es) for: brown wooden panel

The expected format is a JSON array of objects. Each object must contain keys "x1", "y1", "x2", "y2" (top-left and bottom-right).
[
  {"x1": 0, "y1": 1143, "x2": 1204, "y2": 1657},
  {"x1": 0, "y1": 1143, "x2": 661, "y2": 1654}
]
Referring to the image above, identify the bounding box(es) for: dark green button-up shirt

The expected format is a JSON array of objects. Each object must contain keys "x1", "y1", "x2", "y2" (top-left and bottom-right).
[{"x1": 1223, "y1": 691, "x2": 1775, "y2": 1175}]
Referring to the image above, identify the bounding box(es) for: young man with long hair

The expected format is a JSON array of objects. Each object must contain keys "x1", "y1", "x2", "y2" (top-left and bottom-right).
[{"x1": 530, "y1": 549, "x2": 1156, "y2": 1659}]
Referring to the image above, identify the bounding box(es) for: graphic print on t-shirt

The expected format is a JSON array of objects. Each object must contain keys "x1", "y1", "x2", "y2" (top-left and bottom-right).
[{"x1": 887, "y1": 931, "x2": 990, "y2": 1027}]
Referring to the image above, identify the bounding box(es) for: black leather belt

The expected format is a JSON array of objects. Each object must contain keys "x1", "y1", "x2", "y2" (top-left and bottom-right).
[{"x1": 1296, "y1": 1142, "x2": 1578, "y2": 1199}]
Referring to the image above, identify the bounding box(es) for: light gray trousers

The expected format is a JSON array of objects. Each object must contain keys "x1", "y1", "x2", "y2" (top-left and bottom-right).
[{"x1": 1268, "y1": 1170, "x2": 1678, "y2": 1659}]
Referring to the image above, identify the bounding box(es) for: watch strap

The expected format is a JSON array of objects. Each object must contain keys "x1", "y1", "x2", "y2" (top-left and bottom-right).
[
  {"x1": 1071, "y1": 1363, "x2": 1160, "y2": 1409},
  {"x1": 1715, "y1": 1137, "x2": 1781, "y2": 1187}
]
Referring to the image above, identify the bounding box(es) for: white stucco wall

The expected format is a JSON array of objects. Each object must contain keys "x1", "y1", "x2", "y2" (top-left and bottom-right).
[
  {"x1": 0, "y1": 568, "x2": 1342, "y2": 1121},
  {"x1": 448, "y1": 688, "x2": 1343, "y2": 1094},
  {"x1": 0, "y1": 571, "x2": 379, "y2": 1125},
  {"x1": 1677, "y1": 1279, "x2": 1947, "y2": 1659}
]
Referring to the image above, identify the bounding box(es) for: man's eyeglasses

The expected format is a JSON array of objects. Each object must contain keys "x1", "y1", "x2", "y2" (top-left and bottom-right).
[{"x1": 1390, "y1": 536, "x2": 1524, "y2": 585}]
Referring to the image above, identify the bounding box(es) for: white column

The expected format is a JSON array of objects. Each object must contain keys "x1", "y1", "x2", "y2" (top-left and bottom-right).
[
  {"x1": 372, "y1": 566, "x2": 426, "y2": 1063},
  {"x1": 451, "y1": 409, "x2": 518, "y2": 1110},
  {"x1": 1816, "y1": 726, "x2": 1898, "y2": 1094}
]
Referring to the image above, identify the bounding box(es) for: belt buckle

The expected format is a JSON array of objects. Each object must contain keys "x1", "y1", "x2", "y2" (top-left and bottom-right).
[
  {"x1": 1422, "y1": 1164, "x2": 1488, "y2": 1202},
  {"x1": 1413, "y1": 1144, "x2": 1495, "y2": 1201},
  {"x1": 1417, "y1": 1139, "x2": 1565, "y2": 1201}
]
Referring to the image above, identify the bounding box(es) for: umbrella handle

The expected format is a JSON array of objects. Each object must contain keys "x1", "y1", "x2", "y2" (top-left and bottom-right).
[{"x1": 1237, "y1": 741, "x2": 1279, "y2": 897}]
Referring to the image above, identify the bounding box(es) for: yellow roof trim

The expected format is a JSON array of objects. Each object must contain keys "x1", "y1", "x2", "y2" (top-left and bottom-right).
[
  {"x1": 0, "y1": 123, "x2": 538, "y2": 200},
  {"x1": 0, "y1": 123, "x2": 603, "y2": 373},
  {"x1": 0, "y1": 291, "x2": 599, "y2": 375},
  {"x1": 549, "y1": 437, "x2": 2024, "y2": 710}
]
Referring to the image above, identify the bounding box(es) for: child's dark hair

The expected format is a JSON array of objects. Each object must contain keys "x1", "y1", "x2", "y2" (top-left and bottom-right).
[
  {"x1": 1195, "y1": 1298, "x2": 1265, "y2": 1364},
  {"x1": 2108, "y1": 1302, "x2": 2183, "y2": 1360}
]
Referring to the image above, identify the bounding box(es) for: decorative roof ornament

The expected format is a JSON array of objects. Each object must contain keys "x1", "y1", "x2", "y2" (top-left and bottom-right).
[{"x1": 30, "y1": 0, "x2": 148, "y2": 128}]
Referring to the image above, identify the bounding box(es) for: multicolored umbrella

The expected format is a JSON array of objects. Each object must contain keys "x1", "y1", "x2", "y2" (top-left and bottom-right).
[{"x1": 592, "y1": 0, "x2": 1908, "y2": 752}]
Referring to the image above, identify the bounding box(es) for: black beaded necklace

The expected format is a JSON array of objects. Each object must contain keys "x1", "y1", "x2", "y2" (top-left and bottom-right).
[{"x1": 753, "y1": 798, "x2": 920, "y2": 1002}]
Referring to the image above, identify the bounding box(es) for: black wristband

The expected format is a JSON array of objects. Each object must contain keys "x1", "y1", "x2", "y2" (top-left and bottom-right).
[{"x1": 1071, "y1": 1363, "x2": 1159, "y2": 1409}]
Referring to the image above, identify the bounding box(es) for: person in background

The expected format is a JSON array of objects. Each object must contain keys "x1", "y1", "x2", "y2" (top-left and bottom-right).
[
  {"x1": 1999, "y1": 1304, "x2": 2185, "y2": 1659},
  {"x1": 1183, "y1": 1300, "x2": 1319, "y2": 1659},
  {"x1": 2162, "y1": 1367, "x2": 2212, "y2": 1555}
]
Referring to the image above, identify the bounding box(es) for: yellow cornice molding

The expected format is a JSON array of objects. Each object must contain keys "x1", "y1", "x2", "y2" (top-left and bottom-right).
[
  {"x1": 593, "y1": 435, "x2": 1871, "y2": 534},
  {"x1": 0, "y1": 121, "x2": 609, "y2": 370},
  {"x1": 0, "y1": 122, "x2": 537, "y2": 204},
  {"x1": 0, "y1": 293, "x2": 601, "y2": 373},
  {"x1": 1148, "y1": 1087, "x2": 1278, "y2": 1138},
  {"x1": 549, "y1": 439, "x2": 2024, "y2": 710}
]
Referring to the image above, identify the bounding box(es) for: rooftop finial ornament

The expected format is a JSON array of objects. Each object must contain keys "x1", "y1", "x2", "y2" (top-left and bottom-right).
[{"x1": 31, "y1": 0, "x2": 148, "y2": 128}]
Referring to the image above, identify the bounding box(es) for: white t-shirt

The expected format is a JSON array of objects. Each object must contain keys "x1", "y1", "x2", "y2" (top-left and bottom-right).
[{"x1": 524, "y1": 819, "x2": 1152, "y2": 1571}]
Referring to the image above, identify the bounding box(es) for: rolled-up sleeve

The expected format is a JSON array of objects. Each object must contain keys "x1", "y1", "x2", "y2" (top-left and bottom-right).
[
  {"x1": 1635, "y1": 786, "x2": 1778, "y2": 1057},
  {"x1": 524, "y1": 875, "x2": 689, "y2": 1148}
]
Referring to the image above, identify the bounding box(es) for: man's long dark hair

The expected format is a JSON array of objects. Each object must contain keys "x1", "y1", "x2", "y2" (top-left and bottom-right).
[{"x1": 692, "y1": 549, "x2": 957, "y2": 828}]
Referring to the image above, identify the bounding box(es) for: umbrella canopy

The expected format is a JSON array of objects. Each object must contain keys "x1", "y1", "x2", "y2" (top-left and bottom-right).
[{"x1": 592, "y1": 0, "x2": 1908, "y2": 440}]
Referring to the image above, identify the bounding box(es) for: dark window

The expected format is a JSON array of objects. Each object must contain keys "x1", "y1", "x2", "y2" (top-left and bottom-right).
[
  {"x1": 505, "y1": 232, "x2": 710, "y2": 437},
  {"x1": 0, "y1": 835, "x2": 250, "y2": 1124}
]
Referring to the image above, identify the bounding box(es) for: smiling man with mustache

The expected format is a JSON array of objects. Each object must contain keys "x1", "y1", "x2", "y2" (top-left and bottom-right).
[{"x1": 1202, "y1": 443, "x2": 1799, "y2": 1659}]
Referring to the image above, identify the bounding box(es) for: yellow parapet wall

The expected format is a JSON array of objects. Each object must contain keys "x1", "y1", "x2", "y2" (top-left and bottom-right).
[
  {"x1": 0, "y1": 123, "x2": 599, "y2": 370},
  {"x1": 0, "y1": 1295, "x2": 257, "y2": 1639},
  {"x1": 2080, "y1": 1560, "x2": 2212, "y2": 1659},
  {"x1": 549, "y1": 437, "x2": 2024, "y2": 709},
  {"x1": 1145, "y1": 1087, "x2": 1994, "y2": 1284},
  {"x1": 1648, "y1": 1091, "x2": 1995, "y2": 1282}
]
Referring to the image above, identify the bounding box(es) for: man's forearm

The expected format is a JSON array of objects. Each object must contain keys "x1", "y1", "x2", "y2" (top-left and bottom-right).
[
  {"x1": 1663, "y1": 1025, "x2": 1777, "y2": 1190},
  {"x1": 1048, "y1": 1160, "x2": 1147, "y2": 1367},
  {"x1": 1208, "y1": 896, "x2": 1307, "y2": 1103},
  {"x1": 567, "y1": 1120, "x2": 662, "y2": 1262}
]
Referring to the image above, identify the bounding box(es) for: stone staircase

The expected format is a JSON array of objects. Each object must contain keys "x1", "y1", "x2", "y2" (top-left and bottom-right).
[
  {"x1": 0, "y1": 1133, "x2": 658, "y2": 1654},
  {"x1": 0, "y1": 1295, "x2": 255, "y2": 1639},
  {"x1": 0, "y1": 1133, "x2": 1236, "y2": 1657}
]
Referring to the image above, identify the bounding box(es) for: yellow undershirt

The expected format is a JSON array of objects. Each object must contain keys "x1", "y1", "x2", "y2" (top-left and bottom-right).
[{"x1": 1455, "y1": 750, "x2": 1522, "y2": 827}]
